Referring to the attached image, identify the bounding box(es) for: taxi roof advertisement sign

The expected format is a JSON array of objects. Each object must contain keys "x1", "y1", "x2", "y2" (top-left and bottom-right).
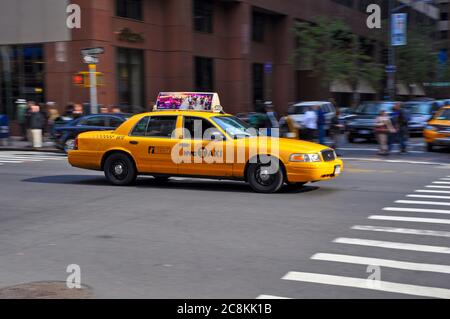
[{"x1": 156, "y1": 92, "x2": 220, "y2": 111}]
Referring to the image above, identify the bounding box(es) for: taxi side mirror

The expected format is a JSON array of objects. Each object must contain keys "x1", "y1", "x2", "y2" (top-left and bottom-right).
[{"x1": 208, "y1": 130, "x2": 225, "y2": 141}]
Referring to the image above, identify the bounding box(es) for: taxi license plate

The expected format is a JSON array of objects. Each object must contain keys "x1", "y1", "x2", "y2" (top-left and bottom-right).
[{"x1": 334, "y1": 165, "x2": 341, "y2": 175}]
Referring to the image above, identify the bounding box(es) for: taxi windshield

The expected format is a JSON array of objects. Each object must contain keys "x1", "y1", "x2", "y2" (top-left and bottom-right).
[
  {"x1": 436, "y1": 109, "x2": 450, "y2": 120},
  {"x1": 212, "y1": 116, "x2": 258, "y2": 139}
]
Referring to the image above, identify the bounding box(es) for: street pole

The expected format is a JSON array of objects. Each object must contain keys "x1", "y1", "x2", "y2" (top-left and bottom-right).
[
  {"x1": 88, "y1": 63, "x2": 98, "y2": 114},
  {"x1": 387, "y1": 0, "x2": 396, "y2": 101}
]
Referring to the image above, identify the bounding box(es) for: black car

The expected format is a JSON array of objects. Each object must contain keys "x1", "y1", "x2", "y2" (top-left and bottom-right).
[
  {"x1": 346, "y1": 101, "x2": 399, "y2": 142},
  {"x1": 52, "y1": 113, "x2": 131, "y2": 152}
]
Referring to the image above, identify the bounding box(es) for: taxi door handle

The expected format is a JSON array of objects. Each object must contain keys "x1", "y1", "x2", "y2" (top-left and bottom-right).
[{"x1": 129, "y1": 140, "x2": 139, "y2": 145}]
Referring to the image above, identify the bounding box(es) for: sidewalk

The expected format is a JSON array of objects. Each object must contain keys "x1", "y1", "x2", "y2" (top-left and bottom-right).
[{"x1": 0, "y1": 136, "x2": 61, "y2": 153}]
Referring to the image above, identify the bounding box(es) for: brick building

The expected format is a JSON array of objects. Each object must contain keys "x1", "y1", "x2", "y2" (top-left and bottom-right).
[{"x1": 0, "y1": 0, "x2": 440, "y2": 122}]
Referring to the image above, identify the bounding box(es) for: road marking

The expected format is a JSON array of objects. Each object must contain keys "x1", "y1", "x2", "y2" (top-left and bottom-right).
[
  {"x1": 352, "y1": 225, "x2": 450, "y2": 237},
  {"x1": 333, "y1": 237, "x2": 450, "y2": 254},
  {"x1": 256, "y1": 295, "x2": 291, "y2": 299},
  {"x1": 426, "y1": 185, "x2": 450, "y2": 189},
  {"x1": 383, "y1": 207, "x2": 450, "y2": 215},
  {"x1": 395, "y1": 200, "x2": 450, "y2": 207},
  {"x1": 369, "y1": 215, "x2": 450, "y2": 225},
  {"x1": 440, "y1": 178, "x2": 450, "y2": 181},
  {"x1": 311, "y1": 253, "x2": 450, "y2": 274},
  {"x1": 0, "y1": 160, "x2": 23, "y2": 163},
  {"x1": 281, "y1": 272, "x2": 450, "y2": 298},
  {"x1": 343, "y1": 158, "x2": 442, "y2": 165},
  {"x1": 433, "y1": 181, "x2": 450, "y2": 185},
  {"x1": 415, "y1": 190, "x2": 450, "y2": 194},
  {"x1": 407, "y1": 194, "x2": 450, "y2": 200},
  {"x1": 338, "y1": 147, "x2": 425, "y2": 154}
]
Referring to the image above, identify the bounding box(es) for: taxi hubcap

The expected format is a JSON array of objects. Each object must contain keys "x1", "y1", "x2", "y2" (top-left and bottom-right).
[
  {"x1": 114, "y1": 164, "x2": 124, "y2": 175},
  {"x1": 255, "y1": 165, "x2": 275, "y2": 186}
]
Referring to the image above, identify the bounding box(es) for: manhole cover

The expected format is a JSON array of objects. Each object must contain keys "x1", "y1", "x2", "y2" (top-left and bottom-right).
[{"x1": 0, "y1": 281, "x2": 93, "y2": 299}]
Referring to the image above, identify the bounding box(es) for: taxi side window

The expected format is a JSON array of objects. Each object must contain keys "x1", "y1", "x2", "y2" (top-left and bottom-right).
[
  {"x1": 130, "y1": 117, "x2": 149, "y2": 136},
  {"x1": 146, "y1": 116, "x2": 178, "y2": 138},
  {"x1": 183, "y1": 116, "x2": 216, "y2": 139}
]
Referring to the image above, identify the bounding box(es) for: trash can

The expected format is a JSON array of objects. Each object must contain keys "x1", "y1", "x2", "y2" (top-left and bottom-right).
[{"x1": 0, "y1": 114, "x2": 9, "y2": 146}]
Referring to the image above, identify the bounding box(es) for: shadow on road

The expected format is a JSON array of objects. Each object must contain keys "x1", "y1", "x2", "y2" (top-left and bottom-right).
[{"x1": 22, "y1": 175, "x2": 320, "y2": 194}]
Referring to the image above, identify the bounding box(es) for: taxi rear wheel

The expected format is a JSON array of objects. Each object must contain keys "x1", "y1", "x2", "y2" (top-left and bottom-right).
[
  {"x1": 104, "y1": 153, "x2": 137, "y2": 186},
  {"x1": 246, "y1": 160, "x2": 284, "y2": 193}
]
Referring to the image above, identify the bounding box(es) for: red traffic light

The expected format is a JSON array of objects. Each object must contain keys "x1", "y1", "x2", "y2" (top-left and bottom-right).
[{"x1": 73, "y1": 74, "x2": 84, "y2": 85}]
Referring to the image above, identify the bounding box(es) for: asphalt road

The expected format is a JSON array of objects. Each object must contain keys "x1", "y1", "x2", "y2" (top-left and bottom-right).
[{"x1": 0, "y1": 146, "x2": 449, "y2": 299}]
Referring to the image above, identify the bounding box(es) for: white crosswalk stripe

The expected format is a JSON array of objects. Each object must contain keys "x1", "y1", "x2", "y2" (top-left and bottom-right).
[
  {"x1": 256, "y1": 295, "x2": 291, "y2": 299},
  {"x1": 426, "y1": 185, "x2": 450, "y2": 189},
  {"x1": 407, "y1": 194, "x2": 450, "y2": 200},
  {"x1": 415, "y1": 190, "x2": 450, "y2": 194},
  {"x1": 395, "y1": 200, "x2": 450, "y2": 206},
  {"x1": 351, "y1": 225, "x2": 450, "y2": 237},
  {"x1": 0, "y1": 152, "x2": 66, "y2": 165},
  {"x1": 368, "y1": 215, "x2": 450, "y2": 225},
  {"x1": 383, "y1": 207, "x2": 450, "y2": 215},
  {"x1": 311, "y1": 253, "x2": 450, "y2": 274},
  {"x1": 281, "y1": 272, "x2": 450, "y2": 299},
  {"x1": 333, "y1": 237, "x2": 450, "y2": 254},
  {"x1": 258, "y1": 175, "x2": 450, "y2": 299}
]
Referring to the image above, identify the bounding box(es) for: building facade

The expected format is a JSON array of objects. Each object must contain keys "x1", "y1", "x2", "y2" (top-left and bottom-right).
[{"x1": 0, "y1": 0, "x2": 440, "y2": 122}]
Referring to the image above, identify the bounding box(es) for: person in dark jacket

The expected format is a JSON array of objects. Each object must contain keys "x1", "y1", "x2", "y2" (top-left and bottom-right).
[
  {"x1": 28, "y1": 103, "x2": 45, "y2": 148},
  {"x1": 316, "y1": 105, "x2": 326, "y2": 145},
  {"x1": 389, "y1": 102, "x2": 409, "y2": 153}
]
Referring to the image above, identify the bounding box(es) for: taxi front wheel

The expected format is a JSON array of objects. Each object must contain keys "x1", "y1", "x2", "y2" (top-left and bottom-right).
[
  {"x1": 104, "y1": 153, "x2": 137, "y2": 186},
  {"x1": 246, "y1": 161, "x2": 284, "y2": 193}
]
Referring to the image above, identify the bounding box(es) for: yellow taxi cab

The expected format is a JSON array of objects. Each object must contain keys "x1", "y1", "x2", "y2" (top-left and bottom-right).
[
  {"x1": 424, "y1": 106, "x2": 450, "y2": 152},
  {"x1": 68, "y1": 92, "x2": 343, "y2": 193}
]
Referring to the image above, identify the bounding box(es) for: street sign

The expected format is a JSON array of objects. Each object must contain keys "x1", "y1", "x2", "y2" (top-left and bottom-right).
[
  {"x1": 391, "y1": 13, "x2": 407, "y2": 46},
  {"x1": 83, "y1": 55, "x2": 99, "y2": 64},
  {"x1": 81, "y1": 47, "x2": 104, "y2": 56},
  {"x1": 385, "y1": 65, "x2": 396, "y2": 73}
]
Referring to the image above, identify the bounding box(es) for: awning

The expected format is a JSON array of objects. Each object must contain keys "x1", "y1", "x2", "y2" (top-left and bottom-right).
[
  {"x1": 396, "y1": 82, "x2": 409, "y2": 95},
  {"x1": 356, "y1": 79, "x2": 376, "y2": 94},
  {"x1": 410, "y1": 83, "x2": 425, "y2": 96},
  {"x1": 330, "y1": 80, "x2": 353, "y2": 93}
]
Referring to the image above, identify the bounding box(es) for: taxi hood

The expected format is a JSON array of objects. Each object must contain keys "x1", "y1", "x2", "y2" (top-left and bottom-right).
[{"x1": 245, "y1": 137, "x2": 329, "y2": 154}]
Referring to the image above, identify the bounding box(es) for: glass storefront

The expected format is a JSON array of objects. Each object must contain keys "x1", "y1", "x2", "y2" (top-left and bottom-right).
[
  {"x1": 0, "y1": 44, "x2": 45, "y2": 117},
  {"x1": 117, "y1": 47, "x2": 145, "y2": 113}
]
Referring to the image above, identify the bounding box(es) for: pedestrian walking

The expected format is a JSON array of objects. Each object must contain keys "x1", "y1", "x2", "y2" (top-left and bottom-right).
[
  {"x1": 375, "y1": 110, "x2": 395, "y2": 156},
  {"x1": 390, "y1": 102, "x2": 409, "y2": 153},
  {"x1": 47, "y1": 102, "x2": 60, "y2": 136},
  {"x1": 15, "y1": 99, "x2": 28, "y2": 141},
  {"x1": 316, "y1": 105, "x2": 326, "y2": 145},
  {"x1": 72, "y1": 103, "x2": 84, "y2": 119},
  {"x1": 265, "y1": 103, "x2": 279, "y2": 137},
  {"x1": 301, "y1": 106, "x2": 318, "y2": 142},
  {"x1": 330, "y1": 108, "x2": 344, "y2": 154},
  {"x1": 28, "y1": 103, "x2": 45, "y2": 149}
]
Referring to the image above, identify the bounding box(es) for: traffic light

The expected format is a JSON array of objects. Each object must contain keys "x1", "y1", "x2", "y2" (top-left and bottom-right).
[{"x1": 72, "y1": 72, "x2": 104, "y2": 87}]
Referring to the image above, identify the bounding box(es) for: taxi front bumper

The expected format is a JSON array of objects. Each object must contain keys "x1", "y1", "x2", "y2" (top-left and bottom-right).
[{"x1": 285, "y1": 159, "x2": 344, "y2": 183}]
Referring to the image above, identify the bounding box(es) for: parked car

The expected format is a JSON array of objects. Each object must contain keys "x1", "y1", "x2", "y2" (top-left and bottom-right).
[
  {"x1": 287, "y1": 101, "x2": 336, "y2": 131},
  {"x1": 403, "y1": 100, "x2": 442, "y2": 135},
  {"x1": 346, "y1": 101, "x2": 400, "y2": 142},
  {"x1": 52, "y1": 113, "x2": 131, "y2": 152}
]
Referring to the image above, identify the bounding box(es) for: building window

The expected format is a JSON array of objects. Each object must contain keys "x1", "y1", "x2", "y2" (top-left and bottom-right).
[
  {"x1": 194, "y1": 57, "x2": 214, "y2": 92},
  {"x1": 193, "y1": 0, "x2": 213, "y2": 33},
  {"x1": 441, "y1": 12, "x2": 449, "y2": 21},
  {"x1": 0, "y1": 44, "x2": 45, "y2": 117},
  {"x1": 331, "y1": 0, "x2": 354, "y2": 7},
  {"x1": 252, "y1": 63, "x2": 264, "y2": 102},
  {"x1": 441, "y1": 30, "x2": 448, "y2": 40},
  {"x1": 252, "y1": 11, "x2": 265, "y2": 42},
  {"x1": 116, "y1": 0, "x2": 143, "y2": 21},
  {"x1": 117, "y1": 47, "x2": 145, "y2": 112}
]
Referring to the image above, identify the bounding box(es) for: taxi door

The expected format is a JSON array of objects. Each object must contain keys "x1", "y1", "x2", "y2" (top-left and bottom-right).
[
  {"x1": 178, "y1": 116, "x2": 233, "y2": 177},
  {"x1": 126, "y1": 115, "x2": 181, "y2": 174}
]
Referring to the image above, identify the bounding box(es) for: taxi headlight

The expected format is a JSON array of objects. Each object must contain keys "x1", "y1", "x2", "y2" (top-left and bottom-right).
[
  {"x1": 290, "y1": 153, "x2": 321, "y2": 162},
  {"x1": 425, "y1": 125, "x2": 437, "y2": 131}
]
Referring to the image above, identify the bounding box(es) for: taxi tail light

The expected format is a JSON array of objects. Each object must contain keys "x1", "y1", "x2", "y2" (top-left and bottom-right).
[{"x1": 74, "y1": 137, "x2": 79, "y2": 150}]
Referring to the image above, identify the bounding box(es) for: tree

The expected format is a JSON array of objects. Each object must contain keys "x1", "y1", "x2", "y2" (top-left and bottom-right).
[
  {"x1": 396, "y1": 25, "x2": 438, "y2": 97},
  {"x1": 291, "y1": 17, "x2": 383, "y2": 106}
]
